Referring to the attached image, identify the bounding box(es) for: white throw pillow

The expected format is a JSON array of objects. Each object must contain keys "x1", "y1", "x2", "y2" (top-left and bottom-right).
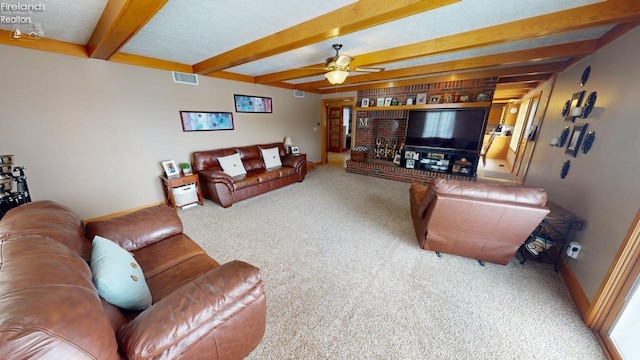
[
  {"x1": 90, "y1": 235, "x2": 152, "y2": 310},
  {"x1": 260, "y1": 147, "x2": 282, "y2": 169},
  {"x1": 218, "y1": 152, "x2": 247, "y2": 177}
]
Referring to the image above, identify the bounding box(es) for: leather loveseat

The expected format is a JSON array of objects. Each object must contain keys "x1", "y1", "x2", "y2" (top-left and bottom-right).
[
  {"x1": 410, "y1": 179, "x2": 550, "y2": 265},
  {"x1": 192, "y1": 142, "x2": 306, "y2": 208},
  {"x1": 0, "y1": 201, "x2": 265, "y2": 359}
]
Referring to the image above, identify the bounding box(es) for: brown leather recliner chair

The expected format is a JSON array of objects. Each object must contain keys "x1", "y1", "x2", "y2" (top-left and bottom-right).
[{"x1": 410, "y1": 179, "x2": 550, "y2": 265}]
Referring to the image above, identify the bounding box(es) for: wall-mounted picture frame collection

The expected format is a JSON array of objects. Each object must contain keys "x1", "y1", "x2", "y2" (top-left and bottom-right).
[{"x1": 556, "y1": 65, "x2": 598, "y2": 179}]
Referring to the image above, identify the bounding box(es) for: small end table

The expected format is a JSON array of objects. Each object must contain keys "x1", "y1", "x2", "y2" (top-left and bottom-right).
[{"x1": 159, "y1": 173, "x2": 204, "y2": 211}]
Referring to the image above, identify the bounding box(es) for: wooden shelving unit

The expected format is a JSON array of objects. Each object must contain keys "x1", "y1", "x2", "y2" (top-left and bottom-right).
[{"x1": 354, "y1": 101, "x2": 491, "y2": 111}]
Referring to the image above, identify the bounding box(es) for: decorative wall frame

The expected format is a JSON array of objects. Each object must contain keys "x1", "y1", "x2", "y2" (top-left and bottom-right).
[
  {"x1": 581, "y1": 91, "x2": 597, "y2": 118},
  {"x1": 561, "y1": 160, "x2": 571, "y2": 179},
  {"x1": 564, "y1": 91, "x2": 585, "y2": 122},
  {"x1": 559, "y1": 126, "x2": 571, "y2": 147},
  {"x1": 582, "y1": 130, "x2": 595, "y2": 154},
  {"x1": 416, "y1": 93, "x2": 427, "y2": 105},
  {"x1": 234, "y1": 94, "x2": 273, "y2": 113},
  {"x1": 180, "y1": 111, "x2": 234, "y2": 131},
  {"x1": 428, "y1": 95, "x2": 441, "y2": 104},
  {"x1": 361, "y1": 98, "x2": 369, "y2": 107},
  {"x1": 566, "y1": 123, "x2": 589, "y2": 157}
]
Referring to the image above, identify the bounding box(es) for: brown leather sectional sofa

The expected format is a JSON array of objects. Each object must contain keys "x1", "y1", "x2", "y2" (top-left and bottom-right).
[
  {"x1": 0, "y1": 201, "x2": 265, "y2": 359},
  {"x1": 410, "y1": 179, "x2": 550, "y2": 265},
  {"x1": 192, "y1": 142, "x2": 306, "y2": 208}
]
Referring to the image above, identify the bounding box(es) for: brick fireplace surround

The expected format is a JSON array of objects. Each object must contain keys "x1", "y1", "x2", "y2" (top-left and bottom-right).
[{"x1": 346, "y1": 77, "x2": 497, "y2": 185}]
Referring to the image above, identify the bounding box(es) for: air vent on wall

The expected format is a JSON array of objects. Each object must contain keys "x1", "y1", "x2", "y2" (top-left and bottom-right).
[
  {"x1": 172, "y1": 71, "x2": 198, "y2": 85},
  {"x1": 293, "y1": 89, "x2": 304, "y2": 98}
]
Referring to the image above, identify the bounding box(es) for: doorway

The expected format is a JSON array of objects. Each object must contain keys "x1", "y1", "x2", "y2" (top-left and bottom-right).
[{"x1": 321, "y1": 97, "x2": 355, "y2": 164}]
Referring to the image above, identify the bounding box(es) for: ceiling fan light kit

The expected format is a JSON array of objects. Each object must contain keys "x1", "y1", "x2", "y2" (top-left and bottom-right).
[
  {"x1": 322, "y1": 44, "x2": 383, "y2": 84},
  {"x1": 325, "y1": 69, "x2": 349, "y2": 85}
]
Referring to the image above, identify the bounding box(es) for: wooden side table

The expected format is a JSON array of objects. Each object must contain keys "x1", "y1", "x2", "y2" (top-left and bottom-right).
[{"x1": 159, "y1": 173, "x2": 204, "y2": 211}]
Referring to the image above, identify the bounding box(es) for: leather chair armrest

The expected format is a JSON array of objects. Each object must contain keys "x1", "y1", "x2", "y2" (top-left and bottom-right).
[
  {"x1": 282, "y1": 155, "x2": 305, "y2": 170},
  {"x1": 199, "y1": 169, "x2": 234, "y2": 190},
  {"x1": 117, "y1": 261, "x2": 265, "y2": 360}
]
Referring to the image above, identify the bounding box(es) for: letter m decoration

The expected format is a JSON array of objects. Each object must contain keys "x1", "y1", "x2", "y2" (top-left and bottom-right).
[{"x1": 357, "y1": 118, "x2": 369, "y2": 128}]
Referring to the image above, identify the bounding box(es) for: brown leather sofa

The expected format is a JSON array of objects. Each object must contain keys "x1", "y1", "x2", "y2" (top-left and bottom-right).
[
  {"x1": 192, "y1": 142, "x2": 306, "y2": 208},
  {"x1": 0, "y1": 201, "x2": 266, "y2": 359},
  {"x1": 410, "y1": 179, "x2": 550, "y2": 265}
]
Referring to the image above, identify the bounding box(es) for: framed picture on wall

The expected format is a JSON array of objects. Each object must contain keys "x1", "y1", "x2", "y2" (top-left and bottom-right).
[
  {"x1": 416, "y1": 93, "x2": 427, "y2": 105},
  {"x1": 566, "y1": 123, "x2": 589, "y2": 157},
  {"x1": 180, "y1": 111, "x2": 234, "y2": 131},
  {"x1": 361, "y1": 98, "x2": 369, "y2": 107},
  {"x1": 234, "y1": 94, "x2": 273, "y2": 113},
  {"x1": 564, "y1": 91, "x2": 585, "y2": 122}
]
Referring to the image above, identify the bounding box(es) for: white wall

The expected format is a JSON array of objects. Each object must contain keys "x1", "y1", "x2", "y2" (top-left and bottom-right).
[
  {"x1": 525, "y1": 27, "x2": 640, "y2": 300},
  {"x1": 0, "y1": 46, "x2": 321, "y2": 218}
]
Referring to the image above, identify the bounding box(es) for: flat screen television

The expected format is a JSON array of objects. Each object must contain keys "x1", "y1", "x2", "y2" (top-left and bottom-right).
[{"x1": 405, "y1": 108, "x2": 488, "y2": 152}]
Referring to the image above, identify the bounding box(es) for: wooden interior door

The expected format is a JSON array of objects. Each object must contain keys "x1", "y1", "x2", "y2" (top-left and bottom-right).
[{"x1": 328, "y1": 106, "x2": 343, "y2": 152}]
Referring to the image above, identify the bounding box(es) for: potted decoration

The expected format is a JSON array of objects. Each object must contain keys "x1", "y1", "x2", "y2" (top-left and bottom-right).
[{"x1": 179, "y1": 162, "x2": 192, "y2": 175}]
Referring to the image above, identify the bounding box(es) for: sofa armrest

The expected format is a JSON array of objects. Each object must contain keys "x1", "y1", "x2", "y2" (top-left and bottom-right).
[
  {"x1": 282, "y1": 154, "x2": 305, "y2": 171},
  {"x1": 117, "y1": 261, "x2": 266, "y2": 360},
  {"x1": 198, "y1": 169, "x2": 235, "y2": 190}
]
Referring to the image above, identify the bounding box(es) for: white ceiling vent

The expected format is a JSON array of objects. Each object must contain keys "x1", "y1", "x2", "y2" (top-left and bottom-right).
[
  {"x1": 172, "y1": 71, "x2": 198, "y2": 85},
  {"x1": 293, "y1": 89, "x2": 304, "y2": 98}
]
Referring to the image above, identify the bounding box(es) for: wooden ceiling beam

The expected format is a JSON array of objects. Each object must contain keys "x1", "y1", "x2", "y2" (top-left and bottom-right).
[
  {"x1": 310, "y1": 64, "x2": 558, "y2": 94},
  {"x1": 87, "y1": 0, "x2": 168, "y2": 60},
  {"x1": 192, "y1": 0, "x2": 459, "y2": 75},
  {"x1": 0, "y1": 29, "x2": 88, "y2": 57},
  {"x1": 295, "y1": 41, "x2": 580, "y2": 90},
  {"x1": 348, "y1": 0, "x2": 640, "y2": 69}
]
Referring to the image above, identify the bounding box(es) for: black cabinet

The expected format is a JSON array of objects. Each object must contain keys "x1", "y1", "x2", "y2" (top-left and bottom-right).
[{"x1": 401, "y1": 146, "x2": 479, "y2": 177}]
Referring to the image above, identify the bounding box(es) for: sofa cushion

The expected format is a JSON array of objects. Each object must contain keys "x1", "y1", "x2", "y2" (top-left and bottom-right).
[
  {"x1": 218, "y1": 152, "x2": 247, "y2": 177},
  {"x1": 260, "y1": 146, "x2": 282, "y2": 169},
  {"x1": 90, "y1": 235, "x2": 153, "y2": 311}
]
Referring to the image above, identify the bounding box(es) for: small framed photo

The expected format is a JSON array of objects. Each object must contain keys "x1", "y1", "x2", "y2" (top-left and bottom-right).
[
  {"x1": 376, "y1": 97, "x2": 385, "y2": 106},
  {"x1": 361, "y1": 98, "x2": 369, "y2": 107},
  {"x1": 566, "y1": 124, "x2": 588, "y2": 157},
  {"x1": 384, "y1": 97, "x2": 392, "y2": 106},
  {"x1": 406, "y1": 159, "x2": 415, "y2": 169},
  {"x1": 443, "y1": 92, "x2": 455, "y2": 103},
  {"x1": 565, "y1": 91, "x2": 586, "y2": 122},
  {"x1": 161, "y1": 160, "x2": 180, "y2": 178},
  {"x1": 429, "y1": 95, "x2": 441, "y2": 104},
  {"x1": 291, "y1": 145, "x2": 300, "y2": 154},
  {"x1": 416, "y1": 93, "x2": 427, "y2": 105},
  {"x1": 406, "y1": 97, "x2": 414, "y2": 105}
]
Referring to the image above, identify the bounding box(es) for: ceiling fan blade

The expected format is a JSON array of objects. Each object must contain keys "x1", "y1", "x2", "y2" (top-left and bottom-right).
[{"x1": 354, "y1": 67, "x2": 384, "y2": 73}]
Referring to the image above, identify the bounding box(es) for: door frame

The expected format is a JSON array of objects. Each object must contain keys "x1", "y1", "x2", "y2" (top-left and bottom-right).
[
  {"x1": 321, "y1": 97, "x2": 355, "y2": 164},
  {"x1": 589, "y1": 209, "x2": 640, "y2": 358}
]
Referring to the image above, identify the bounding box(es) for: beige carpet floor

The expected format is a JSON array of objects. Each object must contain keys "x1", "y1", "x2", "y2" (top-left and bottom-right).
[{"x1": 178, "y1": 163, "x2": 604, "y2": 359}]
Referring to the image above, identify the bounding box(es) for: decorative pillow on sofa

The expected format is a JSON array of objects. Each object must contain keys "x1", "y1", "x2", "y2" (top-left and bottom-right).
[
  {"x1": 90, "y1": 235, "x2": 152, "y2": 310},
  {"x1": 260, "y1": 147, "x2": 282, "y2": 169},
  {"x1": 218, "y1": 152, "x2": 247, "y2": 177}
]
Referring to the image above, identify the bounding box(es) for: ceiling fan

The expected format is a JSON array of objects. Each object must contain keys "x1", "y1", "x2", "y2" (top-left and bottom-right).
[{"x1": 322, "y1": 44, "x2": 384, "y2": 84}]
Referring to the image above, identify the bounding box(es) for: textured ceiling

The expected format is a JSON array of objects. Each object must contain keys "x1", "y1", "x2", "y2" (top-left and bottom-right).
[{"x1": 2, "y1": 0, "x2": 638, "y2": 98}]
